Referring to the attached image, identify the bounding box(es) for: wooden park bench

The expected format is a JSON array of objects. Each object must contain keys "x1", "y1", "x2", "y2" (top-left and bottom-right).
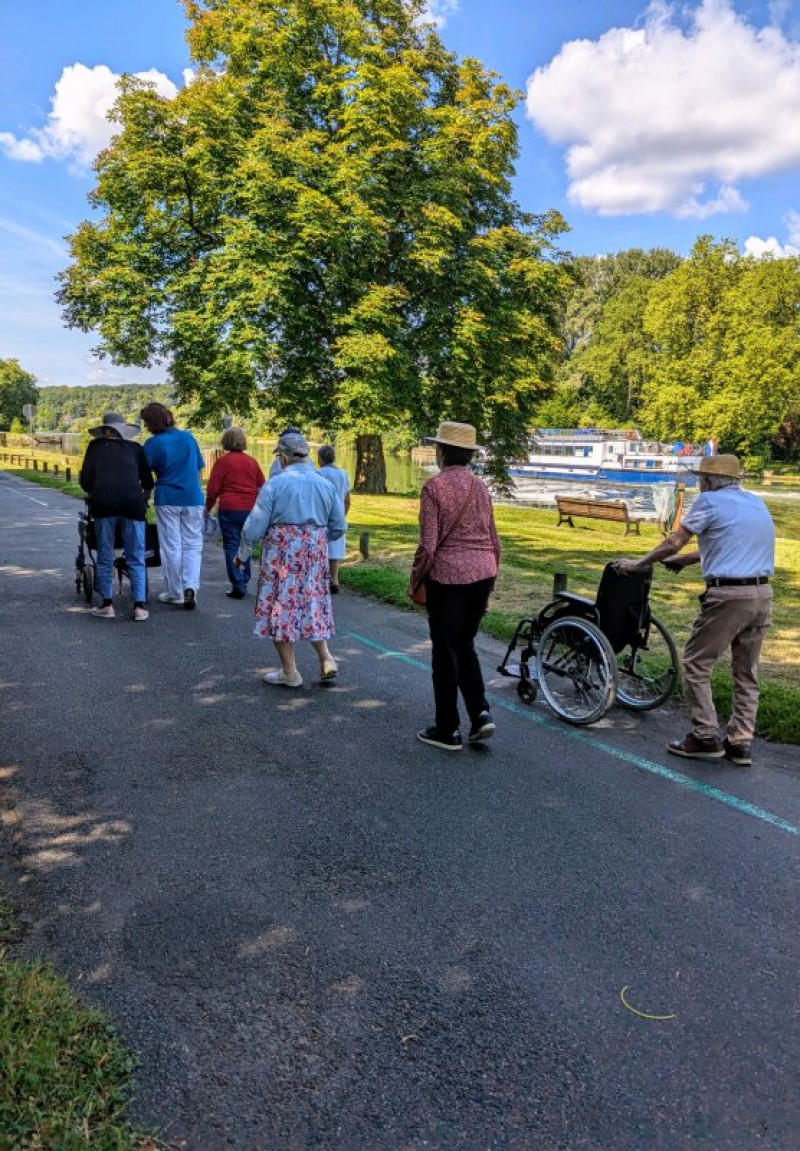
[{"x1": 555, "y1": 495, "x2": 642, "y2": 536}]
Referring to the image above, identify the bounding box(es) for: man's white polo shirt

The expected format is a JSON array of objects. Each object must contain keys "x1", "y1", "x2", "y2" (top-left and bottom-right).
[{"x1": 681, "y1": 486, "x2": 775, "y2": 579}]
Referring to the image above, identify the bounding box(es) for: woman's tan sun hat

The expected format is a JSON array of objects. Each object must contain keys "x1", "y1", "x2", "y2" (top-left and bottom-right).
[
  {"x1": 688, "y1": 454, "x2": 743, "y2": 478},
  {"x1": 432, "y1": 421, "x2": 481, "y2": 450},
  {"x1": 88, "y1": 410, "x2": 141, "y2": 440}
]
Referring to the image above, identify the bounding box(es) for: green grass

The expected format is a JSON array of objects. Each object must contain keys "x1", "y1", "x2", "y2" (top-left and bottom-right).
[
  {"x1": 0, "y1": 890, "x2": 158, "y2": 1150},
  {"x1": 6, "y1": 467, "x2": 85, "y2": 500},
  {"x1": 341, "y1": 493, "x2": 800, "y2": 745},
  {"x1": 0, "y1": 964, "x2": 141, "y2": 1149}
]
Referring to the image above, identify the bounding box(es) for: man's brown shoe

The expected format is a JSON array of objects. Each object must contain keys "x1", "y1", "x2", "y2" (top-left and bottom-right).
[
  {"x1": 724, "y1": 738, "x2": 753, "y2": 766},
  {"x1": 667, "y1": 733, "x2": 725, "y2": 760}
]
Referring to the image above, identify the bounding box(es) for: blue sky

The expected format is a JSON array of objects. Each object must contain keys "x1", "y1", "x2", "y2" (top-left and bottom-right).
[{"x1": 1, "y1": 0, "x2": 799, "y2": 386}]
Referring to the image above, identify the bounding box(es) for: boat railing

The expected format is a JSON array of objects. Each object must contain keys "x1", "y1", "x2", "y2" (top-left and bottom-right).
[{"x1": 534, "y1": 428, "x2": 633, "y2": 439}]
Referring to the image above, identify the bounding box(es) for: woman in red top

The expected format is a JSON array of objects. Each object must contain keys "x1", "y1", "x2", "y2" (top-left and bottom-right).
[
  {"x1": 205, "y1": 427, "x2": 266, "y2": 598},
  {"x1": 409, "y1": 422, "x2": 501, "y2": 751}
]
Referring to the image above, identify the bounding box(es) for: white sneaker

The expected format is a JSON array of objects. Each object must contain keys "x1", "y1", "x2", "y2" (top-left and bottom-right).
[
  {"x1": 262, "y1": 669, "x2": 303, "y2": 688},
  {"x1": 90, "y1": 605, "x2": 115, "y2": 619},
  {"x1": 157, "y1": 591, "x2": 184, "y2": 605},
  {"x1": 133, "y1": 606, "x2": 149, "y2": 622}
]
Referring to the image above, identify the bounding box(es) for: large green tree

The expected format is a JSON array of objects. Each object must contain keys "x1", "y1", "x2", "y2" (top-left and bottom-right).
[
  {"x1": 0, "y1": 359, "x2": 38, "y2": 431},
  {"x1": 546, "y1": 238, "x2": 800, "y2": 462},
  {"x1": 544, "y1": 248, "x2": 681, "y2": 430},
  {"x1": 58, "y1": 0, "x2": 568, "y2": 490},
  {"x1": 641, "y1": 238, "x2": 800, "y2": 460}
]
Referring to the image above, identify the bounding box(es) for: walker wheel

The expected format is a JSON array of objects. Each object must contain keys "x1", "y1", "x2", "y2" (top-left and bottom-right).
[
  {"x1": 82, "y1": 566, "x2": 94, "y2": 604},
  {"x1": 517, "y1": 679, "x2": 537, "y2": 705}
]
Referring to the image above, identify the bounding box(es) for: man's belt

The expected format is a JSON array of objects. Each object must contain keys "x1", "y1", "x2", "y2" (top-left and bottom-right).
[{"x1": 705, "y1": 576, "x2": 770, "y2": 588}]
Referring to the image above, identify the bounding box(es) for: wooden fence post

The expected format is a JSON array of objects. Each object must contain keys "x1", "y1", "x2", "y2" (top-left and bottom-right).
[
  {"x1": 359, "y1": 532, "x2": 370, "y2": 559},
  {"x1": 65, "y1": 466, "x2": 72, "y2": 483}
]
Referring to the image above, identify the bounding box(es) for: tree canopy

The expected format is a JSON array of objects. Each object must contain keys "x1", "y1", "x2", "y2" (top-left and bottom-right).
[
  {"x1": 0, "y1": 359, "x2": 38, "y2": 431},
  {"x1": 58, "y1": 0, "x2": 569, "y2": 489},
  {"x1": 545, "y1": 239, "x2": 800, "y2": 464}
]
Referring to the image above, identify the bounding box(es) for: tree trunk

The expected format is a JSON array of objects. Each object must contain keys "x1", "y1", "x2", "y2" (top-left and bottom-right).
[{"x1": 354, "y1": 434, "x2": 387, "y2": 494}]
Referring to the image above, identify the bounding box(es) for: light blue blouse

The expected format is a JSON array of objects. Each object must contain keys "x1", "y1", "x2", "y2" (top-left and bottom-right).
[
  {"x1": 238, "y1": 461, "x2": 346, "y2": 559},
  {"x1": 317, "y1": 464, "x2": 350, "y2": 511}
]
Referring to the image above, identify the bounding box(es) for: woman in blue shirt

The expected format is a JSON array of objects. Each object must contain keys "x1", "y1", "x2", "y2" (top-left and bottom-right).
[
  {"x1": 317, "y1": 445, "x2": 351, "y2": 593},
  {"x1": 238, "y1": 432, "x2": 346, "y2": 687},
  {"x1": 140, "y1": 403, "x2": 205, "y2": 610}
]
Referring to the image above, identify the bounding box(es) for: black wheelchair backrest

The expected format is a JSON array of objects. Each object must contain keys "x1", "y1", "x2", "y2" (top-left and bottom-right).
[{"x1": 595, "y1": 563, "x2": 652, "y2": 653}]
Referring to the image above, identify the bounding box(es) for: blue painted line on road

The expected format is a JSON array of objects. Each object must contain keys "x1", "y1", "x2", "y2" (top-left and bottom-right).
[
  {"x1": 346, "y1": 630, "x2": 430, "y2": 672},
  {"x1": 345, "y1": 630, "x2": 800, "y2": 839}
]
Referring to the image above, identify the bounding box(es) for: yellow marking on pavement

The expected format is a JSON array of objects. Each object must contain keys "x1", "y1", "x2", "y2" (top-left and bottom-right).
[{"x1": 620, "y1": 985, "x2": 677, "y2": 1021}]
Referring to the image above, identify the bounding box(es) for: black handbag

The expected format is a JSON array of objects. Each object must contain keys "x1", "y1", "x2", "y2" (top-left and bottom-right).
[{"x1": 144, "y1": 521, "x2": 161, "y2": 568}]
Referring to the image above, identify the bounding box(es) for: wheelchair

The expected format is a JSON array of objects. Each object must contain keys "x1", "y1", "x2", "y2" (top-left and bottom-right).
[{"x1": 497, "y1": 564, "x2": 679, "y2": 726}]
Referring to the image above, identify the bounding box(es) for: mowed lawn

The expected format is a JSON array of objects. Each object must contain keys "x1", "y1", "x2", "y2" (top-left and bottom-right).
[{"x1": 340, "y1": 493, "x2": 800, "y2": 744}]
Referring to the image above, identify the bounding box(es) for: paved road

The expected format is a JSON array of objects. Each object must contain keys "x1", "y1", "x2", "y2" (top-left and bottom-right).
[{"x1": 1, "y1": 473, "x2": 799, "y2": 1151}]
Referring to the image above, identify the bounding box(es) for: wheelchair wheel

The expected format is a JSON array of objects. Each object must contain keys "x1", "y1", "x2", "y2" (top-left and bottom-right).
[
  {"x1": 616, "y1": 614, "x2": 679, "y2": 711},
  {"x1": 536, "y1": 616, "x2": 617, "y2": 725},
  {"x1": 517, "y1": 678, "x2": 538, "y2": 705},
  {"x1": 82, "y1": 566, "x2": 94, "y2": 604}
]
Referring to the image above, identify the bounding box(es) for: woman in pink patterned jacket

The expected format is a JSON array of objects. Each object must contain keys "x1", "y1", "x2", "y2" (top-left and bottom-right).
[{"x1": 409, "y1": 422, "x2": 501, "y2": 752}]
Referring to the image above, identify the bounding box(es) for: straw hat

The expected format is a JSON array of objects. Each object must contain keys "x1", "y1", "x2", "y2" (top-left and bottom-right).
[
  {"x1": 88, "y1": 411, "x2": 141, "y2": 439},
  {"x1": 689, "y1": 454, "x2": 743, "y2": 478},
  {"x1": 432, "y1": 421, "x2": 480, "y2": 450}
]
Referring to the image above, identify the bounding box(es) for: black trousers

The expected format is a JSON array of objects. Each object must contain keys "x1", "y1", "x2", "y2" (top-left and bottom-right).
[{"x1": 426, "y1": 578, "x2": 494, "y2": 733}]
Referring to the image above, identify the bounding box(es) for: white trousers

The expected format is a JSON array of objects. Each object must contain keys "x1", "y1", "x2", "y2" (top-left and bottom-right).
[{"x1": 155, "y1": 505, "x2": 205, "y2": 597}]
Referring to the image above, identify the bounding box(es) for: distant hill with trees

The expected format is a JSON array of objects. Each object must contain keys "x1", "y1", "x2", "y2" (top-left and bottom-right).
[
  {"x1": 34, "y1": 384, "x2": 175, "y2": 433},
  {"x1": 32, "y1": 384, "x2": 286, "y2": 442}
]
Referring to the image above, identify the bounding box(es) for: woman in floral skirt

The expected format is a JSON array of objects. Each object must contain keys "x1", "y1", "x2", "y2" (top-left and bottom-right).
[{"x1": 237, "y1": 432, "x2": 347, "y2": 687}]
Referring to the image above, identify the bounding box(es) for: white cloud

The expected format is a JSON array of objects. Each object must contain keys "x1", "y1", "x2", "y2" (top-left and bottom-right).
[
  {"x1": 744, "y1": 209, "x2": 800, "y2": 257},
  {"x1": 526, "y1": 0, "x2": 800, "y2": 217},
  {"x1": 786, "y1": 209, "x2": 800, "y2": 247},
  {"x1": 675, "y1": 185, "x2": 749, "y2": 220},
  {"x1": 743, "y1": 235, "x2": 795, "y2": 257},
  {"x1": 0, "y1": 63, "x2": 178, "y2": 169},
  {"x1": 0, "y1": 133, "x2": 44, "y2": 162},
  {"x1": 423, "y1": 0, "x2": 459, "y2": 28},
  {"x1": 0, "y1": 216, "x2": 67, "y2": 258}
]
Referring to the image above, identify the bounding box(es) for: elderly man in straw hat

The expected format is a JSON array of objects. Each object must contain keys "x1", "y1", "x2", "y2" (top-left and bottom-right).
[{"x1": 616, "y1": 454, "x2": 775, "y2": 766}]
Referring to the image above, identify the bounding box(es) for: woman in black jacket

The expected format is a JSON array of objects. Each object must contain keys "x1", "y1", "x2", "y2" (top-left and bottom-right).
[{"x1": 79, "y1": 411, "x2": 154, "y2": 621}]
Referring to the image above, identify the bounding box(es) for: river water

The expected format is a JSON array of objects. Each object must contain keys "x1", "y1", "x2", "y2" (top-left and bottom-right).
[{"x1": 211, "y1": 438, "x2": 800, "y2": 525}]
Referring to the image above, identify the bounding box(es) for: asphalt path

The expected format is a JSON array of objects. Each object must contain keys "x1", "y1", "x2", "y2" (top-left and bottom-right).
[{"x1": 1, "y1": 472, "x2": 799, "y2": 1151}]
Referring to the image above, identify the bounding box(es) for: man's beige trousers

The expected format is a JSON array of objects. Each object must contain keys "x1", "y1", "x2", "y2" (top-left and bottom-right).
[{"x1": 682, "y1": 584, "x2": 772, "y2": 743}]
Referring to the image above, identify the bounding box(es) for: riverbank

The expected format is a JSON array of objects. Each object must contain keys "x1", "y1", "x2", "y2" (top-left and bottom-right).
[{"x1": 5, "y1": 465, "x2": 799, "y2": 743}]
